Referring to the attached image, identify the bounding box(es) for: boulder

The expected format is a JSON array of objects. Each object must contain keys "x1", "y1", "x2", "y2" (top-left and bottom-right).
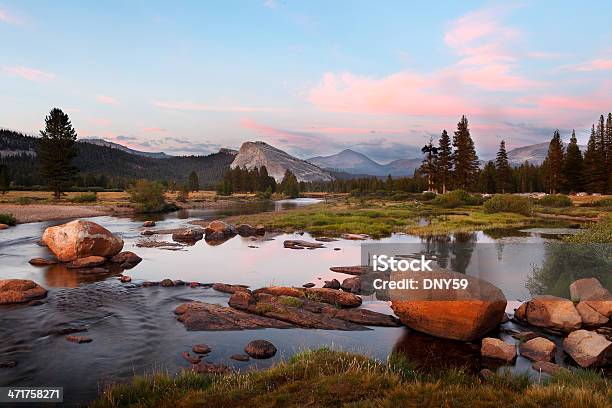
[
  {"x1": 230, "y1": 354, "x2": 250, "y2": 361},
  {"x1": 212, "y1": 283, "x2": 250, "y2": 294},
  {"x1": 481, "y1": 338, "x2": 516, "y2": 363},
  {"x1": 42, "y1": 220, "x2": 124, "y2": 262},
  {"x1": 172, "y1": 228, "x2": 204, "y2": 243},
  {"x1": 389, "y1": 270, "x2": 507, "y2": 341},
  {"x1": 142, "y1": 221, "x2": 156, "y2": 227},
  {"x1": 519, "y1": 337, "x2": 556, "y2": 362},
  {"x1": 341, "y1": 276, "x2": 362, "y2": 293},
  {"x1": 525, "y1": 295, "x2": 582, "y2": 332},
  {"x1": 192, "y1": 344, "x2": 211, "y2": 354},
  {"x1": 110, "y1": 251, "x2": 142, "y2": 266},
  {"x1": 532, "y1": 361, "x2": 569, "y2": 375},
  {"x1": 569, "y1": 278, "x2": 612, "y2": 318},
  {"x1": 160, "y1": 279, "x2": 175, "y2": 287},
  {"x1": 255, "y1": 286, "x2": 305, "y2": 298},
  {"x1": 255, "y1": 224, "x2": 265, "y2": 235},
  {"x1": 244, "y1": 340, "x2": 277, "y2": 359},
  {"x1": 563, "y1": 330, "x2": 612, "y2": 367},
  {"x1": 120, "y1": 276, "x2": 132, "y2": 283},
  {"x1": 67, "y1": 256, "x2": 107, "y2": 269},
  {"x1": 0, "y1": 224, "x2": 9, "y2": 230},
  {"x1": 305, "y1": 288, "x2": 362, "y2": 307},
  {"x1": 236, "y1": 224, "x2": 257, "y2": 236},
  {"x1": 205, "y1": 220, "x2": 235, "y2": 241},
  {"x1": 302, "y1": 283, "x2": 315, "y2": 288},
  {"x1": 0, "y1": 279, "x2": 48, "y2": 305},
  {"x1": 514, "y1": 302, "x2": 528, "y2": 321},
  {"x1": 510, "y1": 331, "x2": 541, "y2": 342},
  {"x1": 28, "y1": 257, "x2": 58, "y2": 266},
  {"x1": 576, "y1": 301, "x2": 609, "y2": 326},
  {"x1": 323, "y1": 279, "x2": 341, "y2": 289},
  {"x1": 182, "y1": 352, "x2": 201, "y2": 364}
]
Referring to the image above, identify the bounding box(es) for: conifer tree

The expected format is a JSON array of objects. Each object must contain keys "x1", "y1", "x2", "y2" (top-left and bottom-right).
[
  {"x1": 606, "y1": 113, "x2": 612, "y2": 190},
  {"x1": 479, "y1": 161, "x2": 497, "y2": 193},
  {"x1": 583, "y1": 125, "x2": 603, "y2": 193},
  {"x1": 563, "y1": 130, "x2": 583, "y2": 193},
  {"x1": 0, "y1": 164, "x2": 9, "y2": 194},
  {"x1": 280, "y1": 169, "x2": 299, "y2": 198},
  {"x1": 419, "y1": 137, "x2": 438, "y2": 192},
  {"x1": 495, "y1": 140, "x2": 510, "y2": 193},
  {"x1": 38, "y1": 108, "x2": 78, "y2": 199},
  {"x1": 452, "y1": 115, "x2": 479, "y2": 190},
  {"x1": 542, "y1": 130, "x2": 564, "y2": 194},
  {"x1": 188, "y1": 171, "x2": 199, "y2": 192},
  {"x1": 436, "y1": 129, "x2": 452, "y2": 193}
]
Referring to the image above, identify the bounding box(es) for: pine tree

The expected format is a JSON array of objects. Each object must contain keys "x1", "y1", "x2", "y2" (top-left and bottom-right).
[
  {"x1": 419, "y1": 137, "x2": 438, "y2": 192},
  {"x1": 188, "y1": 171, "x2": 199, "y2": 192},
  {"x1": 280, "y1": 169, "x2": 299, "y2": 198},
  {"x1": 385, "y1": 174, "x2": 394, "y2": 192},
  {"x1": 542, "y1": 130, "x2": 564, "y2": 194},
  {"x1": 583, "y1": 125, "x2": 603, "y2": 193},
  {"x1": 479, "y1": 161, "x2": 497, "y2": 193},
  {"x1": 606, "y1": 113, "x2": 612, "y2": 191},
  {"x1": 452, "y1": 115, "x2": 479, "y2": 190},
  {"x1": 0, "y1": 164, "x2": 9, "y2": 194},
  {"x1": 436, "y1": 129, "x2": 452, "y2": 193},
  {"x1": 563, "y1": 130, "x2": 583, "y2": 193},
  {"x1": 495, "y1": 140, "x2": 510, "y2": 193},
  {"x1": 38, "y1": 108, "x2": 78, "y2": 199}
]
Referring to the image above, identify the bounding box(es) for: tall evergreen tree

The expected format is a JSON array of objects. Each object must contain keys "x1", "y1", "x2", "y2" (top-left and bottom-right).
[
  {"x1": 606, "y1": 113, "x2": 612, "y2": 191},
  {"x1": 479, "y1": 161, "x2": 497, "y2": 193},
  {"x1": 38, "y1": 108, "x2": 78, "y2": 199},
  {"x1": 583, "y1": 125, "x2": 604, "y2": 193},
  {"x1": 280, "y1": 169, "x2": 299, "y2": 198},
  {"x1": 563, "y1": 130, "x2": 583, "y2": 193},
  {"x1": 0, "y1": 164, "x2": 9, "y2": 194},
  {"x1": 452, "y1": 115, "x2": 479, "y2": 190},
  {"x1": 419, "y1": 137, "x2": 438, "y2": 192},
  {"x1": 495, "y1": 140, "x2": 510, "y2": 193},
  {"x1": 542, "y1": 129, "x2": 564, "y2": 194},
  {"x1": 436, "y1": 129, "x2": 452, "y2": 193},
  {"x1": 188, "y1": 171, "x2": 199, "y2": 192}
]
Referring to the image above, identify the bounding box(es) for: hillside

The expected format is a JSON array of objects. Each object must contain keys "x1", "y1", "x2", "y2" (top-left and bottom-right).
[
  {"x1": 0, "y1": 129, "x2": 233, "y2": 188},
  {"x1": 231, "y1": 141, "x2": 334, "y2": 182},
  {"x1": 307, "y1": 149, "x2": 420, "y2": 176},
  {"x1": 79, "y1": 138, "x2": 172, "y2": 159}
]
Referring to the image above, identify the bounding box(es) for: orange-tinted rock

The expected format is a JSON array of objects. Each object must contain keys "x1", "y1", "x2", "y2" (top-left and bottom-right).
[
  {"x1": 481, "y1": 338, "x2": 516, "y2": 363},
  {"x1": 254, "y1": 286, "x2": 305, "y2": 298},
  {"x1": 0, "y1": 224, "x2": 9, "y2": 230},
  {"x1": 244, "y1": 340, "x2": 277, "y2": 359},
  {"x1": 212, "y1": 283, "x2": 250, "y2": 294},
  {"x1": 142, "y1": 221, "x2": 156, "y2": 227},
  {"x1": 514, "y1": 302, "x2": 528, "y2": 321},
  {"x1": 42, "y1": 220, "x2": 123, "y2": 262},
  {"x1": 526, "y1": 295, "x2": 582, "y2": 332},
  {"x1": 67, "y1": 256, "x2": 107, "y2": 269},
  {"x1": 532, "y1": 361, "x2": 569, "y2": 375},
  {"x1": 389, "y1": 270, "x2": 507, "y2": 341},
  {"x1": 110, "y1": 251, "x2": 142, "y2": 265},
  {"x1": 569, "y1": 278, "x2": 611, "y2": 301},
  {"x1": 576, "y1": 301, "x2": 608, "y2": 326},
  {"x1": 28, "y1": 257, "x2": 58, "y2": 266},
  {"x1": 563, "y1": 330, "x2": 612, "y2": 367},
  {"x1": 0, "y1": 279, "x2": 47, "y2": 304},
  {"x1": 305, "y1": 288, "x2": 362, "y2": 307},
  {"x1": 519, "y1": 337, "x2": 556, "y2": 362}
]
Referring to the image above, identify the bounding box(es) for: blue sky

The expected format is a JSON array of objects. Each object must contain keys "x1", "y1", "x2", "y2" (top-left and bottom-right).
[{"x1": 1, "y1": 1, "x2": 611, "y2": 161}]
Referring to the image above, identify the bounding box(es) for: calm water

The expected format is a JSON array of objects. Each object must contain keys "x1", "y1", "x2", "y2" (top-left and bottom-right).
[{"x1": 0, "y1": 200, "x2": 590, "y2": 405}]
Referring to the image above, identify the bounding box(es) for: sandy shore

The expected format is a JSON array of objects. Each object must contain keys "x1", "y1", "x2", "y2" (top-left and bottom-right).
[{"x1": 0, "y1": 204, "x2": 133, "y2": 224}]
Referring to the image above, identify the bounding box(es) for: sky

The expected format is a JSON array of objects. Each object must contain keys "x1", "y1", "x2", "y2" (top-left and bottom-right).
[{"x1": 1, "y1": 0, "x2": 611, "y2": 162}]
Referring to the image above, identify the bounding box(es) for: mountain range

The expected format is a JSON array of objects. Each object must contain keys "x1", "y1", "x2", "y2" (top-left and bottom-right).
[{"x1": 79, "y1": 138, "x2": 172, "y2": 159}]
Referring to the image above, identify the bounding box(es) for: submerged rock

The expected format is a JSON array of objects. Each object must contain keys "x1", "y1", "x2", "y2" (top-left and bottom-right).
[
  {"x1": 230, "y1": 354, "x2": 250, "y2": 361},
  {"x1": 42, "y1": 220, "x2": 124, "y2": 262},
  {"x1": 182, "y1": 352, "x2": 202, "y2": 364},
  {"x1": 172, "y1": 228, "x2": 204, "y2": 243},
  {"x1": 525, "y1": 295, "x2": 582, "y2": 332},
  {"x1": 481, "y1": 338, "x2": 516, "y2": 363},
  {"x1": 174, "y1": 301, "x2": 294, "y2": 331},
  {"x1": 0, "y1": 279, "x2": 47, "y2": 305},
  {"x1": 109, "y1": 251, "x2": 142, "y2": 267},
  {"x1": 283, "y1": 240, "x2": 325, "y2": 249},
  {"x1": 244, "y1": 340, "x2": 277, "y2": 359},
  {"x1": 66, "y1": 335, "x2": 93, "y2": 344},
  {"x1": 28, "y1": 257, "x2": 58, "y2": 266},
  {"x1": 191, "y1": 361, "x2": 230, "y2": 374},
  {"x1": 142, "y1": 221, "x2": 156, "y2": 227},
  {"x1": 390, "y1": 270, "x2": 507, "y2": 342},
  {"x1": 192, "y1": 344, "x2": 211, "y2": 354},
  {"x1": 519, "y1": 337, "x2": 556, "y2": 362},
  {"x1": 563, "y1": 330, "x2": 612, "y2": 367},
  {"x1": 67, "y1": 256, "x2": 107, "y2": 269}
]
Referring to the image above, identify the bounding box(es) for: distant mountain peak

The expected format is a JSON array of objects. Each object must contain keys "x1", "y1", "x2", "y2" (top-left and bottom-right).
[
  {"x1": 79, "y1": 138, "x2": 172, "y2": 159},
  {"x1": 231, "y1": 141, "x2": 334, "y2": 182}
]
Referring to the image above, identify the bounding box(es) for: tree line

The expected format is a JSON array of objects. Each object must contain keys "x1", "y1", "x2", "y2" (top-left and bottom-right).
[{"x1": 216, "y1": 167, "x2": 301, "y2": 198}]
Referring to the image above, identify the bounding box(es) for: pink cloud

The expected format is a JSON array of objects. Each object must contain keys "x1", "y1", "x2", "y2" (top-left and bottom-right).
[
  {"x1": 2, "y1": 66, "x2": 54, "y2": 82},
  {"x1": 97, "y1": 95, "x2": 119, "y2": 105},
  {"x1": 153, "y1": 101, "x2": 286, "y2": 113},
  {"x1": 527, "y1": 51, "x2": 567, "y2": 59},
  {"x1": 569, "y1": 58, "x2": 612, "y2": 72},
  {"x1": 240, "y1": 117, "x2": 298, "y2": 140},
  {"x1": 142, "y1": 127, "x2": 167, "y2": 133},
  {"x1": 90, "y1": 118, "x2": 111, "y2": 126}
]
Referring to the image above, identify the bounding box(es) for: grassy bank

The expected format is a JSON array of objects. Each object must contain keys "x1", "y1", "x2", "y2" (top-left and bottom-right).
[
  {"x1": 92, "y1": 348, "x2": 610, "y2": 408},
  {"x1": 225, "y1": 198, "x2": 539, "y2": 237}
]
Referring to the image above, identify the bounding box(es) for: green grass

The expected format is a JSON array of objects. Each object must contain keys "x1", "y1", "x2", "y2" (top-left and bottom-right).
[
  {"x1": 0, "y1": 213, "x2": 16, "y2": 226},
  {"x1": 69, "y1": 192, "x2": 98, "y2": 203},
  {"x1": 92, "y1": 348, "x2": 611, "y2": 408},
  {"x1": 278, "y1": 296, "x2": 304, "y2": 308},
  {"x1": 484, "y1": 194, "x2": 532, "y2": 215}
]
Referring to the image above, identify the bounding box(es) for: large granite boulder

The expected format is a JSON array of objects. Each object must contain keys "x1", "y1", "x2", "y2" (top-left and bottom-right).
[
  {"x1": 519, "y1": 337, "x2": 556, "y2": 362},
  {"x1": 389, "y1": 270, "x2": 507, "y2": 341},
  {"x1": 525, "y1": 295, "x2": 582, "y2": 332},
  {"x1": 0, "y1": 279, "x2": 47, "y2": 304},
  {"x1": 42, "y1": 220, "x2": 123, "y2": 262},
  {"x1": 563, "y1": 329, "x2": 612, "y2": 367},
  {"x1": 204, "y1": 220, "x2": 236, "y2": 241},
  {"x1": 569, "y1": 278, "x2": 612, "y2": 318},
  {"x1": 481, "y1": 338, "x2": 516, "y2": 363}
]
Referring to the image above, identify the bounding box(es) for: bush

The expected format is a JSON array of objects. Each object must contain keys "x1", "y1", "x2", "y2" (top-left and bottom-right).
[
  {"x1": 127, "y1": 180, "x2": 167, "y2": 213},
  {"x1": 0, "y1": 213, "x2": 16, "y2": 226},
  {"x1": 421, "y1": 191, "x2": 437, "y2": 201},
  {"x1": 483, "y1": 194, "x2": 532, "y2": 215},
  {"x1": 538, "y1": 194, "x2": 572, "y2": 207},
  {"x1": 431, "y1": 190, "x2": 481, "y2": 208},
  {"x1": 69, "y1": 192, "x2": 97, "y2": 203},
  {"x1": 589, "y1": 197, "x2": 612, "y2": 208}
]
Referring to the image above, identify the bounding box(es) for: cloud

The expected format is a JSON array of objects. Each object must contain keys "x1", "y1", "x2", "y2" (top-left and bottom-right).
[
  {"x1": 264, "y1": 0, "x2": 277, "y2": 8},
  {"x1": 566, "y1": 58, "x2": 612, "y2": 72},
  {"x1": 153, "y1": 101, "x2": 286, "y2": 113},
  {"x1": 96, "y1": 95, "x2": 119, "y2": 105},
  {"x1": 142, "y1": 127, "x2": 167, "y2": 133},
  {"x1": 90, "y1": 118, "x2": 111, "y2": 126},
  {"x1": 527, "y1": 51, "x2": 567, "y2": 59},
  {"x1": 2, "y1": 66, "x2": 54, "y2": 82}
]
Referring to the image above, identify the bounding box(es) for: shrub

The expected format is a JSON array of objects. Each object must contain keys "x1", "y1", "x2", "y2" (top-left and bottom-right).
[
  {"x1": 0, "y1": 213, "x2": 17, "y2": 226},
  {"x1": 69, "y1": 192, "x2": 97, "y2": 203},
  {"x1": 421, "y1": 191, "x2": 437, "y2": 201},
  {"x1": 538, "y1": 194, "x2": 572, "y2": 207},
  {"x1": 127, "y1": 180, "x2": 167, "y2": 213},
  {"x1": 589, "y1": 197, "x2": 612, "y2": 208},
  {"x1": 483, "y1": 194, "x2": 532, "y2": 215},
  {"x1": 431, "y1": 190, "x2": 481, "y2": 208}
]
